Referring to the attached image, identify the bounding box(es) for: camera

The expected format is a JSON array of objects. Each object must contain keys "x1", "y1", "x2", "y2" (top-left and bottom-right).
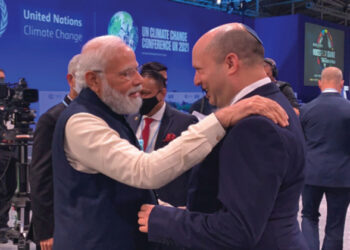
[
  {"x1": 0, "y1": 78, "x2": 38, "y2": 142},
  {"x1": 0, "y1": 78, "x2": 38, "y2": 249}
]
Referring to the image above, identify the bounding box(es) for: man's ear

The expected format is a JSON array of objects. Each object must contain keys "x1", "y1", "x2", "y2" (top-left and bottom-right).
[
  {"x1": 158, "y1": 88, "x2": 166, "y2": 101},
  {"x1": 224, "y1": 53, "x2": 239, "y2": 75},
  {"x1": 317, "y1": 79, "x2": 322, "y2": 91},
  {"x1": 160, "y1": 87, "x2": 167, "y2": 96},
  {"x1": 85, "y1": 71, "x2": 101, "y2": 94},
  {"x1": 340, "y1": 80, "x2": 344, "y2": 90},
  {"x1": 66, "y1": 73, "x2": 74, "y2": 88}
]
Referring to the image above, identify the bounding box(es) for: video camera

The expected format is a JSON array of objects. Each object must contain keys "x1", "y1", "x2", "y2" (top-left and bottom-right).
[
  {"x1": 0, "y1": 78, "x2": 38, "y2": 142},
  {"x1": 0, "y1": 78, "x2": 38, "y2": 249}
]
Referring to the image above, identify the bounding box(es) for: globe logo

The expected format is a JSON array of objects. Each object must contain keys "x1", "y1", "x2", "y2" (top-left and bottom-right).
[
  {"x1": 108, "y1": 11, "x2": 138, "y2": 51},
  {"x1": 0, "y1": 0, "x2": 8, "y2": 38}
]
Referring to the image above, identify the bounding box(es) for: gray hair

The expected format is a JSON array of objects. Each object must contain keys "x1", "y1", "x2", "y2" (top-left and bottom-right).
[
  {"x1": 75, "y1": 35, "x2": 127, "y2": 93},
  {"x1": 67, "y1": 54, "x2": 81, "y2": 75}
]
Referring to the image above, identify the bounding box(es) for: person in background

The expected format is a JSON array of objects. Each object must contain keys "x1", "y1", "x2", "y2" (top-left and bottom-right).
[
  {"x1": 29, "y1": 54, "x2": 80, "y2": 250},
  {"x1": 189, "y1": 95, "x2": 216, "y2": 116},
  {"x1": 300, "y1": 66, "x2": 350, "y2": 250},
  {"x1": 127, "y1": 62, "x2": 198, "y2": 207},
  {"x1": 264, "y1": 57, "x2": 300, "y2": 115},
  {"x1": 140, "y1": 62, "x2": 168, "y2": 83}
]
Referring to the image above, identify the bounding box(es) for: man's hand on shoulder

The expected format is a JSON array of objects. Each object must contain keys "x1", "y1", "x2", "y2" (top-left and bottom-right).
[{"x1": 215, "y1": 95, "x2": 289, "y2": 128}]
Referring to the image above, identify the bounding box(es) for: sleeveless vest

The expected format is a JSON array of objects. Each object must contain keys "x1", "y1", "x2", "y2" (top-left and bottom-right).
[{"x1": 52, "y1": 88, "x2": 157, "y2": 250}]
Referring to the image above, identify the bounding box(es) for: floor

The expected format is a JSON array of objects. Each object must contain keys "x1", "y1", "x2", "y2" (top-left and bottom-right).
[{"x1": 1, "y1": 197, "x2": 350, "y2": 250}]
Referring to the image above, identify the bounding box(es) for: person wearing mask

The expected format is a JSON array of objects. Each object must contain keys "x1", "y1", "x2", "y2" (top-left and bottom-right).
[{"x1": 128, "y1": 63, "x2": 198, "y2": 207}]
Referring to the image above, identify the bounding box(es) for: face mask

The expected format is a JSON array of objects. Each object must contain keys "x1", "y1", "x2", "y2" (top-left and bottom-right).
[{"x1": 139, "y1": 95, "x2": 159, "y2": 115}]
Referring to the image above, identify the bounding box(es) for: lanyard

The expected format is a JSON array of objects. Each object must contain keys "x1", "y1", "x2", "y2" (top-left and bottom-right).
[
  {"x1": 139, "y1": 117, "x2": 161, "y2": 152},
  {"x1": 62, "y1": 99, "x2": 69, "y2": 107}
]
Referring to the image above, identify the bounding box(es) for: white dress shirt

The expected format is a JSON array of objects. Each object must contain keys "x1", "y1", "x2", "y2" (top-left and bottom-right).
[
  {"x1": 231, "y1": 77, "x2": 271, "y2": 105},
  {"x1": 322, "y1": 88, "x2": 339, "y2": 93},
  {"x1": 64, "y1": 112, "x2": 225, "y2": 189},
  {"x1": 135, "y1": 102, "x2": 166, "y2": 152}
]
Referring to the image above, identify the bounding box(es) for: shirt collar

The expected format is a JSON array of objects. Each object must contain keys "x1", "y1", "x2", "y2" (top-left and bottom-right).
[
  {"x1": 322, "y1": 88, "x2": 339, "y2": 93},
  {"x1": 231, "y1": 77, "x2": 271, "y2": 105},
  {"x1": 143, "y1": 102, "x2": 166, "y2": 122}
]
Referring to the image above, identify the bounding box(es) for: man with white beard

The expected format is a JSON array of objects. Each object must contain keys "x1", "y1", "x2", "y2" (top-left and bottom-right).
[{"x1": 51, "y1": 35, "x2": 289, "y2": 250}]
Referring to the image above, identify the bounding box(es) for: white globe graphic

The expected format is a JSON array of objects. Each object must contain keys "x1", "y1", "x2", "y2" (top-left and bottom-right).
[{"x1": 108, "y1": 11, "x2": 138, "y2": 51}]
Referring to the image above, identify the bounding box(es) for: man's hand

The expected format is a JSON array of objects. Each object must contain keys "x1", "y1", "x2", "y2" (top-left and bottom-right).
[
  {"x1": 40, "y1": 237, "x2": 54, "y2": 250},
  {"x1": 138, "y1": 204, "x2": 155, "y2": 233},
  {"x1": 215, "y1": 95, "x2": 289, "y2": 128}
]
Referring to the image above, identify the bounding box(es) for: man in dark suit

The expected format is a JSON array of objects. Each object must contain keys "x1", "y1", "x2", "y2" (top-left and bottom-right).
[
  {"x1": 300, "y1": 66, "x2": 350, "y2": 250},
  {"x1": 189, "y1": 95, "x2": 216, "y2": 116},
  {"x1": 138, "y1": 23, "x2": 308, "y2": 249},
  {"x1": 127, "y1": 63, "x2": 198, "y2": 207},
  {"x1": 29, "y1": 54, "x2": 80, "y2": 250}
]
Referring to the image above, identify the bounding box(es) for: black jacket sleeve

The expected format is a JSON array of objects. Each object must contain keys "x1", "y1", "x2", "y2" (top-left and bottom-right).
[{"x1": 29, "y1": 105, "x2": 63, "y2": 241}]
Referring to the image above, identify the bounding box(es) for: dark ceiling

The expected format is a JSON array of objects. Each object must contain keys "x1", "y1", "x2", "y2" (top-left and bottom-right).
[{"x1": 171, "y1": 0, "x2": 350, "y2": 26}]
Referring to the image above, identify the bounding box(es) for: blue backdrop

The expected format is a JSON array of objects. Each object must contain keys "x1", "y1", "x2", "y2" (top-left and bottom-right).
[{"x1": 0, "y1": 0, "x2": 348, "y2": 114}]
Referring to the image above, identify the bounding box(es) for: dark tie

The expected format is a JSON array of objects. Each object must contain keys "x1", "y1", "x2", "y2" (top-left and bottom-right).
[{"x1": 142, "y1": 118, "x2": 154, "y2": 151}]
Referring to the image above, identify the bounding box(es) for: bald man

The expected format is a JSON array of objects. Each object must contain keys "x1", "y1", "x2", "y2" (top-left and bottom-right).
[
  {"x1": 51, "y1": 35, "x2": 288, "y2": 250},
  {"x1": 138, "y1": 23, "x2": 308, "y2": 249},
  {"x1": 300, "y1": 67, "x2": 350, "y2": 250}
]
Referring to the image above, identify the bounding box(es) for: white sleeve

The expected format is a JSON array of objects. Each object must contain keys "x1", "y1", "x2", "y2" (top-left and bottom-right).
[{"x1": 64, "y1": 112, "x2": 225, "y2": 189}]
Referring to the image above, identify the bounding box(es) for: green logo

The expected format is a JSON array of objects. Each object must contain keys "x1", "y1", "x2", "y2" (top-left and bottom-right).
[{"x1": 108, "y1": 11, "x2": 138, "y2": 51}]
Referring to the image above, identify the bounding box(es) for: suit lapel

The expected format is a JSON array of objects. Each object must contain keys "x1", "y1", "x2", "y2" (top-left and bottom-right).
[{"x1": 155, "y1": 104, "x2": 174, "y2": 150}]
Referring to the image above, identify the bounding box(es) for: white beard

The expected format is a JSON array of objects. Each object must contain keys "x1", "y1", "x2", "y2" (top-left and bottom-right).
[{"x1": 100, "y1": 78, "x2": 142, "y2": 115}]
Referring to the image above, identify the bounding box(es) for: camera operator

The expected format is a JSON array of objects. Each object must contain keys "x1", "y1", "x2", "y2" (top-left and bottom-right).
[
  {"x1": 0, "y1": 68, "x2": 17, "y2": 244},
  {"x1": 28, "y1": 54, "x2": 80, "y2": 250}
]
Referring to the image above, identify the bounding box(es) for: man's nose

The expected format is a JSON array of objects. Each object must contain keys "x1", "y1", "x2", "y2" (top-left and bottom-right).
[
  {"x1": 193, "y1": 72, "x2": 201, "y2": 86},
  {"x1": 133, "y1": 71, "x2": 143, "y2": 86}
]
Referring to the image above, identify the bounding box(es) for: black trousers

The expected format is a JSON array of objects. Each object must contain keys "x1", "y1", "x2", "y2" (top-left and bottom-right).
[{"x1": 0, "y1": 148, "x2": 17, "y2": 228}]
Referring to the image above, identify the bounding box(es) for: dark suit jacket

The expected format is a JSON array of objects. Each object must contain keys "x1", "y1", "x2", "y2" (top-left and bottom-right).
[
  {"x1": 127, "y1": 103, "x2": 198, "y2": 206},
  {"x1": 276, "y1": 81, "x2": 300, "y2": 109},
  {"x1": 148, "y1": 83, "x2": 308, "y2": 249},
  {"x1": 300, "y1": 92, "x2": 350, "y2": 187},
  {"x1": 189, "y1": 96, "x2": 216, "y2": 115},
  {"x1": 29, "y1": 95, "x2": 71, "y2": 242}
]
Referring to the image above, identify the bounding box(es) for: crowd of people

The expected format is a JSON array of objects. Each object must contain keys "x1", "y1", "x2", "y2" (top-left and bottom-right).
[{"x1": 0, "y1": 22, "x2": 349, "y2": 250}]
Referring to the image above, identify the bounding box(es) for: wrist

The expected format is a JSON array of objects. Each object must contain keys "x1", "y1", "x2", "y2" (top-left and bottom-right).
[{"x1": 214, "y1": 108, "x2": 229, "y2": 128}]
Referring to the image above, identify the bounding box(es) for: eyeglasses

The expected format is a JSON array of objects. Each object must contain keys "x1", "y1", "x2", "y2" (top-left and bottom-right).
[
  {"x1": 92, "y1": 67, "x2": 139, "y2": 81},
  {"x1": 118, "y1": 67, "x2": 139, "y2": 80}
]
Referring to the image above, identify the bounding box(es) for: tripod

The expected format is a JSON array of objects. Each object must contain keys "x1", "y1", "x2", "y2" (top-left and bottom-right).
[{"x1": 6, "y1": 138, "x2": 32, "y2": 250}]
